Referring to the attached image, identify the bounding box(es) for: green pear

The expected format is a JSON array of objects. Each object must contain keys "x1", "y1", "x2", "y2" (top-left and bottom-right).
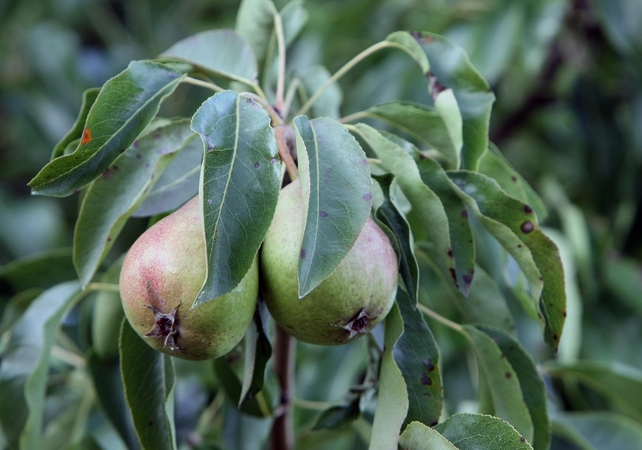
[
  {"x1": 119, "y1": 196, "x2": 258, "y2": 360},
  {"x1": 261, "y1": 179, "x2": 398, "y2": 345}
]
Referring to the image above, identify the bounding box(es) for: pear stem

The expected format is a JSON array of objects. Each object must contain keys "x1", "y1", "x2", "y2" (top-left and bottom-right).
[
  {"x1": 275, "y1": 124, "x2": 299, "y2": 181},
  {"x1": 270, "y1": 325, "x2": 296, "y2": 450}
]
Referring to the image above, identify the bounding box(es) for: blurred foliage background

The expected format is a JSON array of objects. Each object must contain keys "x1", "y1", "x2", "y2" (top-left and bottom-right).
[{"x1": 1, "y1": 0, "x2": 642, "y2": 449}]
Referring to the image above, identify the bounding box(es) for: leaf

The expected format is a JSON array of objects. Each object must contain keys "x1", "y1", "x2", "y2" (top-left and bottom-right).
[
  {"x1": 544, "y1": 361, "x2": 642, "y2": 423},
  {"x1": 0, "y1": 247, "x2": 76, "y2": 293},
  {"x1": 385, "y1": 31, "x2": 430, "y2": 74},
  {"x1": 462, "y1": 325, "x2": 534, "y2": 442},
  {"x1": 74, "y1": 120, "x2": 197, "y2": 286},
  {"x1": 474, "y1": 326, "x2": 550, "y2": 450},
  {"x1": 294, "y1": 116, "x2": 372, "y2": 297},
  {"x1": 161, "y1": 31, "x2": 259, "y2": 88},
  {"x1": 92, "y1": 256, "x2": 126, "y2": 361},
  {"x1": 191, "y1": 91, "x2": 280, "y2": 303},
  {"x1": 448, "y1": 171, "x2": 566, "y2": 350},
  {"x1": 51, "y1": 87, "x2": 100, "y2": 159},
  {"x1": 398, "y1": 421, "x2": 458, "y2": 450},
  {"x1": 553, "y1": 412, "x2": 642, "y2": 450},
  {"x1": 29, "y1": 61, "x2": 185, "y2": 197},
  {"x1": 87, "y1": 351, "x2": 141, "y2": 450},
  {"x1": 415, "y1": 156, "x2": 475, "y2": 295},
  {"x1": 434, "y1": 413, "x2": 534, "y2": 449},
  {"x1": 0, "y1": 289, "x2": 41, "y2": 336},
  {"x1": 478, "y1": 144, "x2": 547, "y2": 222},
  {"x1": 414, "y1": 32, "x2": 495, "y2": 170},
  {"x1": 120, "y1": 318, "x2": 176, "y2": 450},
  {"x1": 279, "y1": 0, "x2": 309, "y2": 46},
  {"x1": 213, "y1": 353, "x2": 272, "y2": 417},
  {"x1": 356, "y1": 101, "x2": 461, "y2": 169},
  {"x1": 394, "y1": 288, "x2": 443, "y2": 428},
  {"x1": 313, "y1": 397, "x2": 361, "y2": 431},
  {"x1": 0, "y1": 281, "x2": 81, "y2": 450},
  {"x1": 350, "y1": 124, "x2": 455, "y2": 291},
  {"x1": 370, "y1": 303, "x2": 409, "y2": 450},
  {"x1": 298, "y1": 65, "x2": 343, "y2": 119},
  {"x1": 603, "y1": 253, "x2": 642, "y2": 317},
  {"x1": 239, "y1": 301, "x2": 273, "y2": 407},
  {"x1": 372, "y1": 173, "x2": 419, "y2": 306},
  {"x1": 235, "y1": 0, "x2": 278, "y2": 67}
]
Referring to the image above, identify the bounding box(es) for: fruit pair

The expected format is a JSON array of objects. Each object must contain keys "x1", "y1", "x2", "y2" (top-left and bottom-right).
[{"x1": 119, "y1": 180, "x2": 398, "y2": 360}]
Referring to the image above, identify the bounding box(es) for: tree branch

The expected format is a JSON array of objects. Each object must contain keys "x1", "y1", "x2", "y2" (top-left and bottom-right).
[{"x1": 270, "y1": 325, "x2": 296, "y2": 450}]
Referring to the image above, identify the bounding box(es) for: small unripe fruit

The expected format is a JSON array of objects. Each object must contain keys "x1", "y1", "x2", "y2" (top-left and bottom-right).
[
  {"x1": 120, "y1": 197, "x2": 258, "y2": 360},
  {"x1": 261, "y1": 180, "x2": 398, "y2": 345}
]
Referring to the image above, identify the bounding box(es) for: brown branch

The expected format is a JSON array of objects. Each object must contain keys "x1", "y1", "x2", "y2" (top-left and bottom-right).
[
  {"x1": 270, "y1": 325, "x2": 296, "y2": 450},
  {"x1": 274, "y1": 124, "x2": 298, "y2": 182}
]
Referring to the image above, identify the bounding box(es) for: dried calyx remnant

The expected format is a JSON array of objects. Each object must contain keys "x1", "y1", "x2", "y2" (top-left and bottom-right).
[
  {"x1": 144, "y1": 281, "x2": 179, "y2": 350},
  {"x1": 338, "y1": 308, "x2": 372, "y2": 339}
]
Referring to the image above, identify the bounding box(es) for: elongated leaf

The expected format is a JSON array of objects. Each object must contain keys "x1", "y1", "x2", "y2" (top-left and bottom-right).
[
  {"x1": 235, "y1": 0, "x2": 278, "y2": 67},
  {"x1": 313, "y1": 397, "x2": 361, "y2": 431},
  {"x1": 0, "y1": 281, "x2": 81, "y2": 450},
  {"x1": 294, "y1": 116, "x2": 372, "y2": 297},
  {"x1": 435, "y1": 413, "x2": 533, "y2": 449},
  {"x1": 372, "y1": 174, "x2": 419, "y2": 306},
  {"x1": 298, "y1": 65, "x2": 343, "y2": 119},
  {"x1": 191, "y1": 91, "x2": 280, "y2": 303},
  {"x1": 394, "y1": 288, "x2": 443, "y2": 428},
  {"x1": 416, "y1": 156, "x2": 475, "y2": 295},
  {"x1": 239, "y1": 301, "x2": 273, "y2": 406},
  {"x1": 553, "y1": 412, "x2": 642, "y2": 450},
  {"x1": 92, "y1": 256, "x2": 125, "y2": 361},
  {"x1": 370, "y1": 303, "x2": 408, "y2": 450},
  {"x1": 74, "y1": 120, "x2": 197, "y2": 286},
  {"x1": 603, "y1": 253, "x2": 642, "y2": 317},
  {"x1": 478, "y1": 144, "x2": 547, "y2": 222},
  {"x1": 132, "y1": 132, "x2": 202, "y2": 218},
  {"x1": 413, "y1": 32, "x2": 495, "y2": 170},
  {"x1": 449, "y1": 171, "x2": 566, "y2": 350},
  {"x1": 475, "y1": 326, "x2": 550, "y2": 450},
  {"x1": 0, "y1": 289, "x2": 41, "y2": 336},
  {"x1": 463, "y1": 325, "x2": 534, "y2": 442},
  {"x1": 399, "y1": 422, "x2": 458, "y2": 450},
  {"x1": 51, "y1": 88, "x2": 100, "y2": 159},
  {"x1": 87, "y1": 352, "x2": 140, "y2": 450},
  {"x1": 120, "y1": 319, "x2": 176, "y2": 450},
  {"x1": 385, "y1": 31, "x2": 430, "y2": 74},
  {"x1": 351, "y1": 124, "x2": 455, "y2": 291},
  {"x1": 29, "y1": 61, "x2": 185, "y2": 197},
  {"x1": 161, "y1": 30, "x2": 258, "y2": 84},
  {"x1": 213, "y1": 353, "x2": 272, "y2": 417},
  {"x1": 545, "y1": 361, "x2": 642, "y2": 422},
  {"x1": 0, "y1": 247, "x2": 75, "y2": 293},
  {"x1": 356, "y1": 101, "x2": 461, "y2": 169}
]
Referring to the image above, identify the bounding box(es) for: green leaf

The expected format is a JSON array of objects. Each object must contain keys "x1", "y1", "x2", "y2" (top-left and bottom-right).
[
  {"x1": 372, "y1": 173, "x2": 419, "y2": 306},
  {"x1": 416, "y1": 156, "x2": 475, "y2": 295},
  {"x1": 435, "y1": 413, "x2": 534, "y2": 449},
  {"x1": 213, "y1": 353, "x2": 272, "y2": 417},
  {"x1": 132, "y1": 130, "x2": 202, "y2": 218},
  {"x1": 51, "y1": 87, "x2": 100, "y2": 159},
  {"x1": 462, "y1": 326, "x2": 534, "y2": 442},
  {"x1": 294, "y1": 116, "x2": 372, "y2": 297},
  {"x1": 298, "y1": 65, "x2": 343, "y2": 119},
  {"x1": 87, "y1": 351, "x2": 141, "y2": 450},
  {"x1": 474, "y1": 326, "x2": 550, "y2": 450},
  {"x1": 191, "y1": 91, "x2": 280, "y2": 303},
  {"x1": 351, "y1": 124, "x2": 455, "y2": 292},
  {"x1": 385, "y1": 31, "x2": 430, "y2": 74},
  {"x1": 398, "y1": 421, "x2": 458, "y2": 450},
  {"x1": 92, "y1": 256, "x2": 125, "y2": 361},
  {"x1": 0, "y1": 281, "x2": 81, "y2": 450},
  {"x1": 478, "y1": 144, "x2": 547, "y2": 222},
  {"x1": 394, "y1": 288, "x2": 443, "y2": 428},
  {"x1": 449, "y1": 171, "x2": 566, "y2": 350},
  {"x1": 120, "y1": 319, "x2": 176, "y2": 450},
  {"x1": 279, "y1": 0, "x2": 309, "y2": 46},
  {"x1": 74, "y1": 120, "x2": 197, "y2": 286},
  {"x1": 235, "y1": 0, "x2": 278, "y2": 67},
  {"x1": 553, "y1": 412, "x2": 642, "y2": 450},
  {"x1": 239, "y1": 301, "x2": 273, "y2": 407},
  {"x1": 414, "y1": 33, "x2": 495, "y2": 170},
  {"x1": 29, "y1": 61, "x2": 185, "y2": 197},
  {"x1": 0, "y1": 247, "x2": 76, "y2": 293},
  {"x1": 545, "y1": 361, "x2": 642, "y2": 423},
  {"x1": 0, "y1": 289, "x2": 41, "y2": 336},
  {"x1": 357, "y1": 101, "x2": 461, "y2": 169},
  {"x1": 370, "y1": 303, "x2": 409, "y2": 450},
  {"x1": 313, "y1": 398, "x2": 361, "y2": 431},
  {"x1": 603, "y1": 253, "x2": 642, "y2": 317},
  {"x1": 162, "y1": 29, "x2": 258, "y2": 85}
]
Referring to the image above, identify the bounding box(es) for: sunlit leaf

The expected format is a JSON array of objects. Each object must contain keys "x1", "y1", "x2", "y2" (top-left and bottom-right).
[
  {"x1": 29, "y1": 61, "x2": 185, "y2": 197},
  {"x1": 399, "y1": 421, "x2": 458, "y2": 449},
  {"x1": 0, "y1": 281, "x2": 81, "y2": 450},
  {"x1": 294, "y1": 116, "x2": 372, "y2": 297},
  {"x1": 191, "y1": 91, "x2": 280, "y2": 303},
  {"x1": 370, "y1": 303, "x2": 408, "y2": 450},
  {"x1": 435, "y1": 413, "x2": 533, "y2": 449},
  {"x1": 385, "y1": 31, "x2": 430, "y2": 74},
  {"x1": 74, "y1": 120, "x2": 197, "y2": 286},
  {"x1": 120, "y1": 319, "x2": 176, "y2": 450}
]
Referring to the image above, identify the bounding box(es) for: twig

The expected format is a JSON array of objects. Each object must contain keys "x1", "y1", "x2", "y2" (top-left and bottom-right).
[
  {"x1": 274, "y1": 124, "x2": 298, "y2": 181},
  {"x1": 270, "y1": 325, "x2": 296, "y2": 450}
]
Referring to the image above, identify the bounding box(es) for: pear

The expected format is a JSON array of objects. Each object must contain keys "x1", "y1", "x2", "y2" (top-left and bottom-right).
[
  {"x1": 261, "y1": 180, "x2": 398, "y2": 345},
  {"x1": 119, "y1": 196, "x2": 258, "y2": 360}
]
